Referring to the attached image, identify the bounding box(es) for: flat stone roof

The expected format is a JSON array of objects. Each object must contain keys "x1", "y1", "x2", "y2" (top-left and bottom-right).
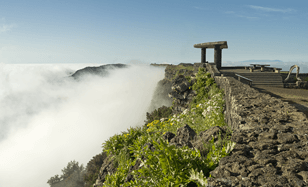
[{"x1": 194, "y1": 41, "x2": 228, "y2": 49}]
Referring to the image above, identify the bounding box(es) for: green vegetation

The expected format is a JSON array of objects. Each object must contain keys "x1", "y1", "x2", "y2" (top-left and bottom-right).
[
  {"x1": 145, "y1": 105, "x2": 173, "y2": 125},
  {"x1": 185, "y1": 75, "x2": 192, "y2": 83},
  {"x1": 168, "y1": 64, "x2": 194, "y2": 72},
  {"x1": 168, "y1": 64, "x2": 194, "y2": 81},
  {"x1": 84, "y1": 153, "x2": 107, "y2": 187},
  {"x1": 47, "y1": 160, "x2": 85, "y2": 187},
  {"x1": 294, "y1": 77, "x2": 308, "y2": 81},
  {"x1": 99, "y1": 67, "x2": 235, "y2": 187}
]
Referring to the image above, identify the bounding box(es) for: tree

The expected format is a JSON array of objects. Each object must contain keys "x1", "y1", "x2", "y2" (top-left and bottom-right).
[{"x1": 47, "y1": 160, "x2": 85, "y2": 187}]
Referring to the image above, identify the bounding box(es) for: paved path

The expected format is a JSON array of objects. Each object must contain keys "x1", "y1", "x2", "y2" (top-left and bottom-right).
[{"x1": 252, "y1": 85, "x2": 308, "y2": 118}]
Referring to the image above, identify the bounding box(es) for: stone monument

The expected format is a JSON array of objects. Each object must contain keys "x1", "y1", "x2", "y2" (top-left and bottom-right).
[{"x1": 194, "y1": 41, "x2": 228, "y2": 70}]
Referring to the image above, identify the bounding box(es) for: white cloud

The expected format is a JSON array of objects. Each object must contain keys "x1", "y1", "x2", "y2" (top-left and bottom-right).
[
  {"x1": 225, "y1": 11, "x2": 235, "y2": 14},
  {"x1": 223, "y1": 11, "x2": 259, "y2": 20},
  {"x1": 0, "y1": 23, "x2": 16, "y2": 33},
  {"x1": 247, "y1": 5, "x2": 296, "y2": 13},
  {"x1": 236, "y1": 15, "x2": 259, "y2": 19},
  {"x1": 0, "y1": 17, "x2": 17, "y2": 33},
  {"x1": 0, "y1": 63, "x2": 165, "y2": 187},
  {"x1": 193, "y1": 6, "x2": 208, "y2": 10}
]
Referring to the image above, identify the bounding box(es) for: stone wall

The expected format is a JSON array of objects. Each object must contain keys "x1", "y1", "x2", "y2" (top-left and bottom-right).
[
  {"x1": 203, "y1": 63, "x2": 308, "y2": 186},
  {"x1": 280, "y1": 73, "x2": 308, "y2": 83},
  {"x1": 284, "y1": 81, "x2": 308, "y2": 89},
  {"x1": 281, "y1": 73, "x2": 308, "y2": 89}
]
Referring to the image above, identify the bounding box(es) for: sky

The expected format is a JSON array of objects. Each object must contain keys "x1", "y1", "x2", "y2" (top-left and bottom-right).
[
  {"x1": 0, "y1": 0, "x2": 308, "y2": 67},
  {"x1": 0, "y1": 1, "x2": 307, "y2": 186}
]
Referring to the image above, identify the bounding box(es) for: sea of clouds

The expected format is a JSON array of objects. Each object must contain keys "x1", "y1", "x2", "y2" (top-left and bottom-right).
[{"x1": 0, "y1": 63, "x2": 165, "y2": 187}]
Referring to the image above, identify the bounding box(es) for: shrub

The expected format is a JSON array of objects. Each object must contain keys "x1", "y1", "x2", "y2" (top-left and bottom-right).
[
  {"x1": 145, "y1": 105, "x2": 173, "y2": 125},
  {"x1": 102, "y1": 126, "x2": 145, "y2": 157},
  {"x1": 126, "y1": 136, "x2": 235, "y2": 186},
  {"x1": 47, "y1": 160, "x2": 85, "y2": 187},
  {"x1": 84, "y1": 152, "x2": 107, "y2": 187}
]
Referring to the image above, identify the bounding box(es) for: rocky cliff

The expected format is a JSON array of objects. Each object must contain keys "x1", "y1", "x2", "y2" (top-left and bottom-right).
[
  {"x1": 89, "y1": 62, "x2": 308, "y2": 186},
  {"x1": 92, "y1": 62, "x2": 232, "y2": 186}
]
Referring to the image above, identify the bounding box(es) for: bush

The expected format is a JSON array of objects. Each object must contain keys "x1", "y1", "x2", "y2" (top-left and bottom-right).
[
  {"x1": 145, "y1": 105, "x2": 173, "y2": 125},
  {"x1": 102, "y1": 126, "x2": 145, "y2": 157},
  {"x1": 84, "y1": 152, "x2": 107, "y2": 187},
  {"x1": 47, "y1": 160, "x2": 85, "y2": 187}
]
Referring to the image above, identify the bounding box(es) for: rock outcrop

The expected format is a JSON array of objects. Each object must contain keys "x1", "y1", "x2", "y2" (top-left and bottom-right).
[
  {"x1": 167, "y1": 63, "x2": 207, "y2": 114},
  {"x1": 93, "y1": 154, "x2": 117, "y2": 186},
  {"x1": 146, "y1": 63, "x2": 196, "y2": 113},
  {"x1": 146, "y1": 78, "x2": 173, "y2": 113}
]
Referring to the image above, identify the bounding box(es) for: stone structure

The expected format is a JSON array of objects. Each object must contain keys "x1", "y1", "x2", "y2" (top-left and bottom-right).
[
  {"x1": 284, "y1": 81, "x2": 308, "y2": 89},
  {"x1": 281, "y1": 65, "x2": 308, "y2": 89},
  {"x1": 204, "y1": 62, "x2": 308, "y2": 186},
  {"x1": 284, "y1": 65, "x2": 302, "y2": 83},
  {"x1": 194, "y1": 41, "x2": 228, "y2": 70}
]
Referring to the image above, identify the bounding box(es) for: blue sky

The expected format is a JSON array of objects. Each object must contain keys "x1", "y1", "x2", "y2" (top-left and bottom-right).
[{"x1": 1, "y1": 0, "x2": 308, "y2": 70}]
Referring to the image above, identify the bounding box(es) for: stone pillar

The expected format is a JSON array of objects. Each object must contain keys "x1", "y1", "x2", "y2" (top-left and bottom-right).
[
  {"x1": 201, "y1": 48, "x2": 206, "y2": 63},
  {"x1": 214, "y1": 45, "x2": 222, "y2": 70}
]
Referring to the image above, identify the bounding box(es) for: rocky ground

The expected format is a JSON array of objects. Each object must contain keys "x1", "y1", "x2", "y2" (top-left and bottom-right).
[
  {"x1": 253, "y1": 85, "x2": 308, "y2": 119},
  {"x1": 208, "y1": 72, "x2": 308, "y2": 186}
]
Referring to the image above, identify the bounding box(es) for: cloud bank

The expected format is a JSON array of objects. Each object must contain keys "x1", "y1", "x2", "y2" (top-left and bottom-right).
[{"x1": 0, "y1": 63, "x2": 165, "y2": 187}]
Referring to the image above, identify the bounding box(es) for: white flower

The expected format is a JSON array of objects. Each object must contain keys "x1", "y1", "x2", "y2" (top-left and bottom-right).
[
  {"x1": 226, "y1": 142, "x2": 236, "y2": 154},
  {"x1": 211, "y1": 156, "x2": 217, "y2": 163},
  {"x1": 202, "y1": 110, "x2": 209, "y2": 117},
  {"x1": 183, "y1": 109, "x2": 188, "y2": 115},
  {"x1": 207, "y1": 106, "x2": 213, "y2": 112}
]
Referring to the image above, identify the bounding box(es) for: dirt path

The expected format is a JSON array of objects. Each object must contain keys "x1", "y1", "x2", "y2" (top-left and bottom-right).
[{"x1": 252, "y1": 86, "x2": 308, "y2": 118}]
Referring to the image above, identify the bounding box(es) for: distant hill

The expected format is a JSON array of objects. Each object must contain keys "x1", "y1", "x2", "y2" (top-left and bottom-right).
[
  {"x1": 240, "y1": 60, "x2": 282, "y2": 63},
  {"x1": 71, "y1": 63, "x2": 128, "y2": 79}
]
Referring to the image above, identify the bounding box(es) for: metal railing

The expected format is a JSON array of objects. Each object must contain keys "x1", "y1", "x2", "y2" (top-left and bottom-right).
[{"x1": 235, "y1": 74, "x2": 253, "y2": 86}]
